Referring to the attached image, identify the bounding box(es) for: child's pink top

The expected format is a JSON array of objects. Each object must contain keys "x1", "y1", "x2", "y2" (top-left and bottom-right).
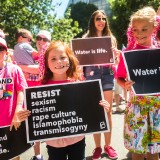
[
  {"x1": 27, "y1": 81, "x2": 40, "y2": 87},
  {"x1": 41, "y1": 80, "x2": 84, "y2": 148},
  {"x1": 0, "y1": 63, "x2": 27, "y2": 127},
  {"x1": 117, "y1": 44, "x2": 152, "y2": 79}
]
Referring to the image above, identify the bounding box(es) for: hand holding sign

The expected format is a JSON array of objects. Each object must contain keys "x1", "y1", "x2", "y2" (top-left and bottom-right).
[
  {"x1": 122, "y1": 48, "x2": 160, "y2": 95},
  {"x1": 10, "y1": 109, "x2": 31, "y2": 131},
  {"x1": 112, "y1": 47, "x2": 121, "y2": 58},
  {"x1": 16, "y1": 109, "x2": 31, "y2": 122},
  {"x1": 99, "y1": 100, "x2": 110, "y2": 112},
  {"x1": 124, "y1": 80, "x2": 135, "y2": 91}
]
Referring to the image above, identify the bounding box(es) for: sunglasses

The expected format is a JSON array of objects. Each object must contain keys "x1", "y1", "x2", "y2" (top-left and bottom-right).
[
  {"x1": 0, "y1": 46, "x2": 6, "y2": 52},
  {"x1": 21, "y1": 35, "x2": 32, "y2": 42},
  {"x1": 36, "y1": 36, "x2": 49, "y2": 42},
  {"x1": 95, "y1": 17, "x2": 106, "y2": 21}
]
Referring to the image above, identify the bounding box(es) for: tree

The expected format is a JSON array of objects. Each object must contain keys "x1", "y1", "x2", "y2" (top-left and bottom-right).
[
  {"x1": 0, "y1": 0, "x2": 81, "y2": 47},
  {"x1": 108, "y1": 0, "x2": 160, "y2": 49},
  {"x1": 52, "y1": 8, "x2": 82, "y2": 43},
  {"x1": 67, "y1": 2, "x2": 98, "y2": 38}
]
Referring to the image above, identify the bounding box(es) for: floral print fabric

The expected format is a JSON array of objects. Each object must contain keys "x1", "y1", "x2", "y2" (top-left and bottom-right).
[{"x1": 124, "y1": 95, "x2": 160, "y2": 154}]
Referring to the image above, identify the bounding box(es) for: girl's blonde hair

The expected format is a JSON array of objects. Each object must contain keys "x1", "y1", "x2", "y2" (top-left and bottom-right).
[
  {"x1": 127, "y1": 6, "x2": 159, "y2": 49},
  {"x1": 41, "y1": 41, "x2": 80, "y2": 84},
  {"x1": 130, "y1": 6, "x2": 156, "y2": 25}
]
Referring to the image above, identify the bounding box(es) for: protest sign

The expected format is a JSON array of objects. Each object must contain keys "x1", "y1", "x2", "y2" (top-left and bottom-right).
[
  {"x1": 71, "y1": 37, "x2": 114, "y2": 66},
  {"x1": 24, "y1": 80, "x2": 109, "y2": 143},
  {"x1": 122, "y1": 48, "x2": 160, "y2": 95},
  {"x1": 0, "y1": 122, "x2": 32, "y2": 160}
]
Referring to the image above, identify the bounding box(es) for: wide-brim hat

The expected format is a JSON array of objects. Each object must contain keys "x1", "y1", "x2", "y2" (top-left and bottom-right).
[{"x1": 37, "y1": 30, "x2": 51, "y2": 41}]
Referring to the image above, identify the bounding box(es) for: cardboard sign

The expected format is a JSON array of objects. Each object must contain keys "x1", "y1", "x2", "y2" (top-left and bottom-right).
[
  {"x1": 0, "y1": 122, "x2": 33, "y2": 160},
  {"x1": 122, "y1": 48, "x2": 160, "y2": 95},
  {"x1": 71, "y1": 37, "x2": 114, "y2": 66},
  {"x1": 24, "y1": 80, "x2": 109, "y2": 143}
]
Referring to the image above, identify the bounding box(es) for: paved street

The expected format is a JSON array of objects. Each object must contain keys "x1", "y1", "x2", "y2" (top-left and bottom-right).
[{"x1": 20, "y1": 102, "x2": 132, "y2": 160}]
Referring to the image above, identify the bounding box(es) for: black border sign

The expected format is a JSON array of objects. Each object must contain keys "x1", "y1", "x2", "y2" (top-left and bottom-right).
[
  {"x1": 24, "y1": 80, "x2": 109, "y2": 143},
  {"x1": 122, "y1": 48, "x2": 160, "y2": 95},
  {"x1": 0, "y1": 122, "x2": 33, "y2": 160},
  {"x1": 71, "y1": 37, "x2": 114, "y2": 66}
]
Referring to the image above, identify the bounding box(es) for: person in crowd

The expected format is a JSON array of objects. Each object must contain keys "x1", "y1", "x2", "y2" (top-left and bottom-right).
[
  {"x1": 117, "y1": 6, "x2": 160, "y2": 160},
  {"x1": 13, "y1": 28, "x2": 39, "y2": 86},
  {"x1": 0, "y1": 37, "x2": 30, "y2": 160},
  {"x1": 17, "y1": 40, "x2": 110, "y2": 160},
  {"x1": 36, "y1": 30, "x2": 51, "y2": 52},
  {"x1": 18, "y1": 30, "x2": 51, "y2": 82},
  {"x1": 82, "y1": 10, "x2": 119, "y2": 160}
]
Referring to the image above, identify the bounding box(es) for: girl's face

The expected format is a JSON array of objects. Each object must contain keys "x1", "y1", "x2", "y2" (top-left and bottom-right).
[
  {"x1": 132, "y1": 19, "x2": 155, "y2": 46},
  {"x1": 94, "y1": 12, "x2": 106, "y2": 33},
  {"x1": 47, "y1": 46, "x2": 70, "y2": 78}
]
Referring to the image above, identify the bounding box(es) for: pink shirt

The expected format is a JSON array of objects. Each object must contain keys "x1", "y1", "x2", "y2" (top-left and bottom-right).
[
  {"x1": 27, "y1": 81, "x2": 40, "y2": 87},
  {"x1": 0, "y1": 63, "x2": 27, "y2": 127},
  {"x1": 117, "y1": 44, "x2": 152, "y2": 79},
  {"x1": 40, "y1": 80, "x2": 84, "y2": 148}
]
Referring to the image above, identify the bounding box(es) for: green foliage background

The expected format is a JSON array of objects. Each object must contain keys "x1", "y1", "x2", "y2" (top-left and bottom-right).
[
  {"x1": 68, "y1": 2, "x2": 98, "y2": 38},
  {"x1": 0, "y1": 0, "x2": 82, "y2": 48}
]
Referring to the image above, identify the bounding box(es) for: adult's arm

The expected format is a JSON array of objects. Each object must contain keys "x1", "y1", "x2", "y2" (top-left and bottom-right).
[{"x1": 18, "y1": 64, "x2": 39, "y2": 74}]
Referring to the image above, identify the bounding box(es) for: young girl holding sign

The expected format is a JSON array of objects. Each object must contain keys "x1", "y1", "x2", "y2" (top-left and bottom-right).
[
  {"x1": 20, "y1": 40, "x2": 110, "y2": 160},
  {"x1": 117, "y1": 6, "x2": 160, "y2": 160}
]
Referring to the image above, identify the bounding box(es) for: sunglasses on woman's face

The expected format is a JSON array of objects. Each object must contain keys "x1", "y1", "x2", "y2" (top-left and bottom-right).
[
  {"x1": 0, "y1": 46, "x2": 6, "y2": 52},
  {"x1": 95, "y1": 17, "x2": 106, "y2": 22},
  {"x1": 36, "y1": 36, "x2": 49, "y2": 42}
]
